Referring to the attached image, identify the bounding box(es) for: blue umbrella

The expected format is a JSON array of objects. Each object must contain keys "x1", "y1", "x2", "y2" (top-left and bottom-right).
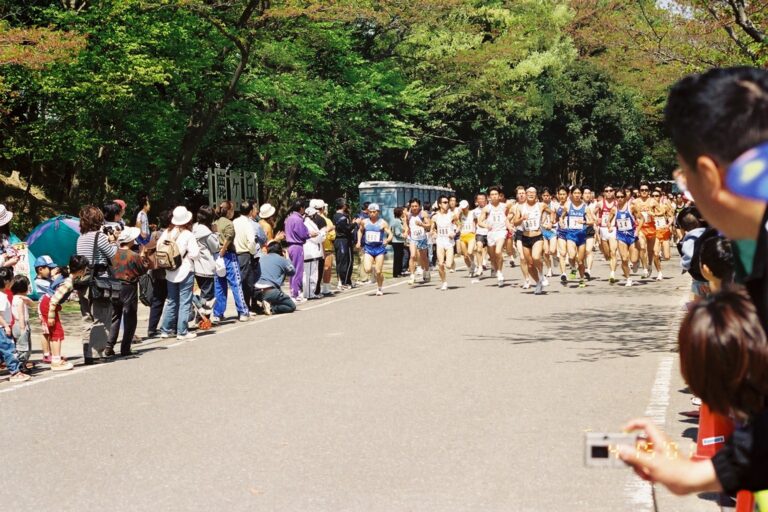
[{"x1": 25, "y1": 215, "x2": 81, "y2": 268}]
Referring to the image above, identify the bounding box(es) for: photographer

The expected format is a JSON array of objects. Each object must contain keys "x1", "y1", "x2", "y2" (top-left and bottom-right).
[
  {"x1": 254, "y1": 241, "x2": 296, "y2": 315},
  {"x1": 621, "y1": 67, "x2": 768, "y2": 496},
  {"x1": 76, "y1": 205, "x2": 118, "y2": 364}
]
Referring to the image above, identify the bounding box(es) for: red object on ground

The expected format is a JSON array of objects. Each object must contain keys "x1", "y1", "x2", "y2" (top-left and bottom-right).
[
  {"x1": 735, "y1": 490, "x2": 755, "y2": 512},
  {"x1": 693, "y1": 403, "x2": 735, "y2": 460}
]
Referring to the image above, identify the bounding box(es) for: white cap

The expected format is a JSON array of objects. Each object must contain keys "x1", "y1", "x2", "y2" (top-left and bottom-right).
[
  {"x1": 305, "y1": 206, "x2": 318, "y2": 216},
  {"x1": 117, "y1": 227, "x2": 141, "y2": 244},
  {"x1": 459, "y1": 200, "x2": 469, "y2": 209},
  {"x1": 309, "y1": 199, "x2": 326, "y2": 210},
  {"x1": 171, "y1": 206, "x2": 193, "y2": 226},
  {"x1": 367, "y1": 203, "x2": 380, "y2": 212}
]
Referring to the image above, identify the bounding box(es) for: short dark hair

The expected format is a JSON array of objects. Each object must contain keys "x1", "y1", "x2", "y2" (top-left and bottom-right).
[
  {"x1": 239, "y1": 200, "x2": 254, "y2": 217},
  {"x1": 102, "y1": 201, "x2": 121, "y2": 222},
  {"x1": 474, "y1": 192, "x2": 486, "y2": 200},
  {"x1": 266, "y1": 241, "x2": 283, "y2": 254},
  {"x1": 79, "y1": 205, "x2": 104, "y2": 233},
  {"x1": 409, "y1": 198, "x2": 421, "y2": 207},
  {"x1": 362, "y1": 202, "x2": 370, "y2": 211},
  {"x1": 570, "y1": 185, "x2": 583, "y2": 194},
  {"x1": 10, "y1": 274, "x2": 29, "y2": 295},
  {"x1": 677, "y1": 206, "x2": 702, "y2": 232},
  {"x1": 69, "y1": 254, "x2": 89, "y2": 273},
  {"x1": 700, "y1": 236, "x2": 734, "y2": 284},
  {"x1": 289, "y1": 199, "x2": 305, "y2": 213},
  {"x1": 394, "y1": 206, "x2": 404, "y2": 218},
  {"x1": 335, "y1": 198, "x2": 347, "y2": 209},
  {"x1": 557, "y1": 185, "x2": 568, "y2": 194},
  {"x1": 196, "y1": 205, "x2": 214, "y2": 227},
  {"x1": 666, "y1": 67, "x2": 768, "y2": 169},
  {"x1": 488, "y1": 186, "x2": 501, "y2": 195},
  {"x1": 679, "y1": 289, "x2": 768, "y2": 419}
]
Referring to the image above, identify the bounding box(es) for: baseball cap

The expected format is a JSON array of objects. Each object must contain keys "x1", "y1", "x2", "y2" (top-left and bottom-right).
[
  {"x1": 367, "y1": 203, "x2": 380, "y2": 212},
  {"x1": 459, "y1": 200, "x2": 469, "y2": 209},
  {"x1": 726, "y1": 141, "x2": 768, "y2": 201},
  {"x1": 34, "y1": 255, "x2": 57, "y2": 269},
  {"x1": 114, "y1": 199, "x2": 127, "y2": 210}
]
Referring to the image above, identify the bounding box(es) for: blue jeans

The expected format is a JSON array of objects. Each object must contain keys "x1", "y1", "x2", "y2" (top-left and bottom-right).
[
  {"x1": 214, "y1": 252, "x2": 249, "y2": 318},
  {"x1": 0, "y1": 329, "x2": 21, "y2": 374},
  {"x1": 161, "y1": 273, "x2": 195, "y2": 336}
]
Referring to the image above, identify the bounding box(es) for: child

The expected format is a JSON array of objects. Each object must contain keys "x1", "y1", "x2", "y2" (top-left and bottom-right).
[
  {"x1": 10, "y1": 275, "x2": 34, "y2": 368},
  {"x1": 677, "y1": 207, "x2": 709, "y2": 299},
  {"x1": 33, "y1": 255, "x2": 57, "y2": 362},
  {"x1": 699, "y1": 236, "x2": 734, "y2": 294},
  {"x1": 40, "y1": 255, "x2": 89, "y2": 371},
  {"x1": 0, "y1": 268, "x2": 29, "y2": 382}
]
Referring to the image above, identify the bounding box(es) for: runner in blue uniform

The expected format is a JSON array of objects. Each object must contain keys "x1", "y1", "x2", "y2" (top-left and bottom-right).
[
  {"x1": 560, "y1": 185, "x2": 594, "y2": 288},
  {"x1": 356, "y1": 203, "x2": 393, "y2": 296},
  {"x1": 611, "y1": 191, "x2": 639, "y2": 287},
  {"x1": 555, "y1": 186, "x2": 570, "y2": 283}
]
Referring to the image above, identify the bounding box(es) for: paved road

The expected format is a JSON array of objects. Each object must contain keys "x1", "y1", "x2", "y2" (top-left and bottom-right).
[{"x1": 0, "y1": 256, "x2": 717, "y2": 511}]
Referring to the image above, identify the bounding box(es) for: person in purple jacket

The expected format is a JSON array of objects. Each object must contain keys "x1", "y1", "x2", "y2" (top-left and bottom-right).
[{"x1": 284, "y1": 200, "x2": 314, "y2": 302}]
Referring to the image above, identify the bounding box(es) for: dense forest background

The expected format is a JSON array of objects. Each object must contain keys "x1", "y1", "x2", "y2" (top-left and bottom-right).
[{"x1": 1, "y1": 0, "x2": 766, "y2": 231}]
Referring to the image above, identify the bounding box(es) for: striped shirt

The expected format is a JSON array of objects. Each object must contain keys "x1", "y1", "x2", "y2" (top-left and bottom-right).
[{"x1": 76, "y1": 231, "x2": 118, "y2": 266}]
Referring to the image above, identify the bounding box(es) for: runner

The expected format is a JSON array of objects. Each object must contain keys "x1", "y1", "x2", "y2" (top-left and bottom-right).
[
  {"x1": 478, "y1": 186, "x2": 509, "y2": 287},
  {"x1": 654, "y1": 190, "x2": 674, "y2": 266},
  {"x1": 583, "y1": 187, "x2": 597, "y2": 279},
  {"x1": 512, "y1": 186, "x2": 530, "y2": 285},
  {"x1": 597, "y1": 184, "x2": 619, "y2": 283},
  {"x1": 512, "y1": 186, "x2": 550, "y2": 294},
  {"x1": 540, "y1": 188, "x2": 557, "y2": 278},
  {"x1": 431, "y1": 196, "x2": 458, "y2": 290},
  {"x1": 406, "y1": 198, "x2": 432, "y2": 285},
  {"x1": 560, "y1": 185, "x2": 594, "y2": 288},
  {"x1": 356, "y1": 203, "x2": 393, "y2": 296},
  {"x1": 612, "y1": 190, "x2": 638, "y2": 286},
  {"x1": 457, "y1": 199, "x2": 477, "y2": 276},
  {"x1": 473, "y1": 192, "x2": 489, "y2": 278},
  {"x1": 449, "y1": 195, "x2": 459, "y2": 272},
  {"x1": 555, "y1": 186, "x2": 570, "y2": 283},
  {"x1": 634, "y1": 182, "x2": 664, "y2": 280}
]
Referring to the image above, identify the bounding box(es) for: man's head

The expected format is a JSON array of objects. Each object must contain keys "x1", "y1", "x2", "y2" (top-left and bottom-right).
[
  {"x1": 603, "y1": 184, "x2": 615, "y2": 200},
  {"x1": 409, "y1": 198, "x2": 421, "y2": 215},
  {"x1": 638, "y1": 182, "x2": 650, "y2": 199},
  {"x1": 526, "y1": 186, "x2": 537, "y2": 203},
  {"x1": 515, "y1": 186, "x2": 525, "y2": 203},
  {"x1": 666, "y1": 67, "x2": 768, "y2": 238},
  {"x1": 102, "y1": 201, "x2": 121, "y2": 223},
  {"x1": 448, "y1": 195, "x2": 457, "y2": 210},
  {"x1": 583, "y1": 188, "x2": 593, "y2": 202},
  {"x1": 475, "y1": 192, "x2": 487, "y2": 208},
  {"x1": 240, "y1": 200, "x2": 255, "y2": 218},
  {"x1": 557, "y1": 186, "x2": 568, "y2": 203},
  {"x1": 488, "y1": 186, "x2": 501, "y2": 205}
]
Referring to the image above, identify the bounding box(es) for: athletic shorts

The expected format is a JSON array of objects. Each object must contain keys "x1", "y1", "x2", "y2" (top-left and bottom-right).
[
  {"x1": 460, "y1": 232, "x2": 475, "y2": 246},
  {"x1": 656, "y1": 228, "x2": 672, "y2": 241},
  {"x1": 617, "y1": 232, "x2": 636, "y2": 246},
  {"x1": 475, "y1": 234, "x2": 488, "y2": 246},
  {"x1": 487, "y1": 230, "x2": 506, "y2": 246},
  {"x1": 566, "y1": 230, "x2": 586, "y2": 247},
  {"x1": 364, "y1": 245, "x2": 387, "y2": 258},
  {"x1": 436, "y1": 237, "x2": 455, "y2": 249},
  {"x1": 409, "y1": 238, "x2": 428, "y2": 251},
  {"x1": 556, "y1": 229, "x2": 566, "y2": 241},
  {"x1": 586, "y1": 225, "x2": 595, "y2": 239},
  {"x1": 640, "y1": 223, "x2": 656, "y2": 238},
  {"x1": 542, "y1": 229, "x2": 556, "y2": 241},
  {"x1": 507, "y1": 230, "x2": 515, "y2": 240},
  {"x1": 521, "y1": 234, "x2": 543, "y2": 249},
  {"x1": 599, "y1": 227, "x2": 616, "y2": 241}
]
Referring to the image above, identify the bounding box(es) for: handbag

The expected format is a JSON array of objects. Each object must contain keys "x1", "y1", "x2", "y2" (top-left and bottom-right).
[{"x1": 85, "y1": 232, "x2": 122, "y2": 300}]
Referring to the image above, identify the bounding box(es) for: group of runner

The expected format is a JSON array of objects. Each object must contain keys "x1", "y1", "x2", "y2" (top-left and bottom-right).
[{"x1": 356, "y1": 183, "x2": 688, "y2": 295}]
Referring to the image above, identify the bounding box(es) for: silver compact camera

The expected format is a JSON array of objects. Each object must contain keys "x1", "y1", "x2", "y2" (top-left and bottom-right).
[{"x1": 584, "y1": 432, "x2": 639, "y2": 468}]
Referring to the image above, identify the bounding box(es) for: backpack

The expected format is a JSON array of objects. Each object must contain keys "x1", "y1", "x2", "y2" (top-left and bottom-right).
[
  {"x1": 155, "y1": 230, "x2": 182, "y2": 270},
  {"x1": 138, "y1": 273, "x2": 154, "y2": 307}
]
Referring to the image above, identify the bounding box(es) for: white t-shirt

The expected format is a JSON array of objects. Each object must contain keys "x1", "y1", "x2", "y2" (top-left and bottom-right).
[
  {"x1": 159, "y1": 228, "x2": 200, "y2": 283},
  {"x1": 0, "y1": 293, "x2": 11, "y2": 325},
  {"x1": 473, "y1": 207, "x2": 488, "y2": 235},
  {"x1": 11, "y1": 295, "x2": 28, "y2": 325}
]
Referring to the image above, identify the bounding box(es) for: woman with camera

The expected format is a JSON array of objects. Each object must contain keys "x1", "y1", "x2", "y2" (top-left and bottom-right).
[{"x1": 75, "y1": 205, "x2": 119, "y2": 364}]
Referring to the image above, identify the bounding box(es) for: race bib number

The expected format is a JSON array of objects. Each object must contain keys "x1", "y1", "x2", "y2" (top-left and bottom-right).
[
  {"x1": 655, "y1": 217, "x2": 668, "y2": 229},
  {"x1": 523, "y1": 218, "x2": 540, "y2": 231},
  {"x1": 411, "y1": 226, "x2": 425, "y2": 239},
  {"x1": 617, "y1": 219, "x2": 632, "y2": 231},
  {"x1": 567, "y1": 217, "x2": 583, "y2": 230},
  {"x1": 365, "y1": 230, "x2": 381, "y2": 244},
  {"x1": 490, "y1": 212, "x2": 504, "y2": 225},
  {"x1": 462, "y1": 219, "x2": 474, "y2": 232},
  {"x1": 601, "y1": 213, "x2": 610, "y2": 227},
  {"x1": 438, "y1": 226, "x2": 451, "y2": 237}
]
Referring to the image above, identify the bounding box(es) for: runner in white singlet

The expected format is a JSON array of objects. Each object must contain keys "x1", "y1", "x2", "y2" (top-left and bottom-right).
[
  {"x1": 478, "y1": 186, "x2": 509, "y2": 287},
  {"x1": 432, "y1": 195, "x2": 458, "y2": 290}
]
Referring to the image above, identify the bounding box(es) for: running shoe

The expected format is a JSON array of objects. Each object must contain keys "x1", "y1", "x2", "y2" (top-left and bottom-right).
[
  {"x1": 546, "y1": 268, "x2": 552, "y2": 278},
  {"x1": 522, "y1": 282, "x2": 531, "y2": 290},
  {"x1": 210, "y1": 316, "x2": 221, "y2": 324},
  {"x1": 440, "y1": 282, "x2": 448, "y2": 291},
  {"x1": 541, "y1": 277, "x2": 549, "y2": 287},
  {"x1": 9, "y1": 372, "x2": 30, "y2": 383},
  {"x1": 570, "y1": 268, "x2": 577, "y2": 277},
  {"x1": 642, "y1": 268, "x2": 649, "y2": 278},
  {"x1": 408, "y1": 275, "x2": 415, "y2": 285},
  {"x1": 177, "y1": 332, "x2": 197, "y2": 341},
  {"x1": 375, "y1": 288, "x2": 384, "y2": 296},
  {"x1": 534, "y1": 281, "x2": 544, "y2": 295},
  {"x1": 239, "y1": 315, "x2": 253, "y2": 322},
  {"x1": 496, "y1": 271, "x2": 504, "y2": 287},
  {"x1": 578, "y1": 279, "x2": 586, "y2": 288},
  {"x1": 584, "y1": 270, "x2": 591, "y2": 280},
  {"x1": 560, "y1": 273, "x2": 567, "y2": 284},
  {"x1": 292, "y1": 296, "x2": 308, "y2": 305},
  {"x1": 449, "y1": 268, "x2": 455, "y2": 273},
  {"x1": 656, "y1": 272, "x2": 663, "y2": 281},
  {"x1": 262, "y1": 300, "x2": 272, "y2": 316},
  {"x1": 609, "y1": 272, "x2": 616, "y2": 284},
  {"x1": 356, "y1": 279, "x2": 373, "y2": 286},
  {"x1": 424, "y1": 271, "x2": 431, "y2": 283},
  {"x1": 469, "y1": 264, "x2": 476, "y2": 276},
  {"x1": 159, "y1": 332, "x2": 172, "y2": 339},
  {"x1": 625, "y1": 278, "x2": 633, "y2": 287},
  {"x1": 50, "y1": 360, "x2": 73, "y2": 372}
]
